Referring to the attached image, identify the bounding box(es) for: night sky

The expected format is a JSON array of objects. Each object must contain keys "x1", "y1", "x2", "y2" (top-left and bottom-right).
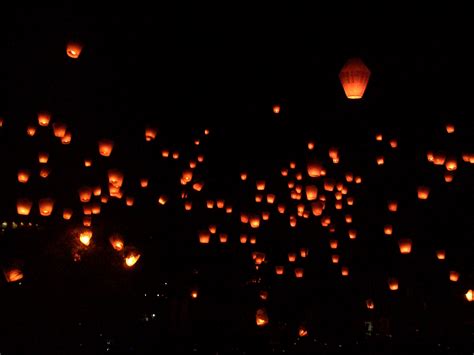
[{"x1": 1, "y1": 6, "x2": 473, "y2": 354}]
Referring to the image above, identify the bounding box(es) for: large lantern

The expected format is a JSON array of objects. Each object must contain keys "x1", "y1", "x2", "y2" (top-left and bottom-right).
[
  {"x1": 125, "y1": 250, "x2": 141, "y2": 267},
  {"x1": 18, "y1": 169, "x2": 30, "y2": 183},
  {"x1": 4, "y1": 268, "x2": 24, "y2": 283},
  {"x1": 39, "y1": 198, "x2": 54, "y2": 216},
  {"x1": 256, "y1": 308, "x2": 269, "y2": 326},
  {"x1": 339, "y1": 58, "x2": 371, "y2": 99},
  {"x1": 398, "y1": 239, "x2": 412, "y2": 254},
  {"x1": 38, "y1": 112, "x2": 51, "y2": 126},
  {"x1": 17, "y1": 198, "x2": 33, "y2": 215}
]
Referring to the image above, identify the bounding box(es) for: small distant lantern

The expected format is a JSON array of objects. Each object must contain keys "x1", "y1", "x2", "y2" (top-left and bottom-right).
[
  {"x1": 125, "y1": 250, "x2": 141, "y2": 267},
  {"x1": 376, "y1": 156, "x2": 385, "y2": 165},
  {"x1": 384, "y1": 225, "x2": 393, "y2": 235},
  {"x1": 339, "y1": 57, "x2": 371, "y2": 99},
  {"x1": 288, "y1": 252, "x2": 297, "y2": 262},
  {"x1": 307, "y1": 161, "x2": 322, "y2": 177},
  {"x1": 398, "y1": 239, "x2": 412, "y2": 254},
  {"x1": 79, "y1": 229, "x2": 92, "y2": 246},
  {"x1": 366, "y1": 299, "x2": 375, "y2": 310},
  {"x1": 256, "y1": 308, "x2": 269, "y2": 326},
  {"x1": 417, "y1": 186, "x2": 430, "y2": 200},
  {"x1": 445, "y1": 158, "x2": 457, "y2": 171},
  {"x1": 39, "y1": 167, "x2": 51, "y2": 178},
  {"x1": 436, "y1": 250, "x2": 446, "y2": 260},
  {"x1": 158, "y1": 195, "x2": 168, "y2": 205},
  {"x1": 38, "y1": 112, "x2": 51, "y2": 126},
  {"x1": 63, "y1": 208, "x2": 73, "y2": 220},
  {"x1": 109, "y1": 235, "x2": 124, "y2": 251},
  {"x1": 445, "y1": 123, "x2": 455, "y2": 133},
  {"x1": 84, "y1": 159, "x2": 92, "y2": 167},
  {"x1": 331, "y1": 254, "x2": 340, "y2": 264},
  {"x1": 240, "y1": 172, "x2": 248, "y2": 181},
  {"x1": 305, "y1": 185, "x2": 318, "y2": 201},
  {"x1": 98, "y1": 139, "x2": 114, "y2": 157},
  {"x1": 300, "y1": 248, "x2": 309, "y2": 258},
  {"x1": 38, "y1": 152, "x2": 49, "y2": 164},
  {"x1": 348, "y1": 229, "x2": 357, "y2": 240},
  {"x1": 219, "y1": 233, "x2": 228, "y2": 243},
  {"x1": 18, "y1": 169, "x2": 30, "y2": 183},
  {"x1": 199, "y1": 231, "x2": 210, "y2": 244},
  {"x1": 275, "y1": 266, "x2": 284, "y2": 275},
  {"x1": 191, "y1": 289, "x2": 199, "y2": 299},
  {"x1": 341, "y1": 266, "x2": 349, "y2": 276},
  {"x1": 61, "y1": 131, "x2": 72, "y2": 144},
  {"x1": 78, "y1": 187, "x2": 92, "y2": 203},
  {"x1": 294, "y1": 268, "x2": 304, "y2": 278},
  {"x1": 27, "y1": 125, "x2": 37, "y2": 136},
  {"x1": 272, "y1": 104, "x2": 280, "y2": 114},
  {"x1": 388, "y1": 200, "x2": 398, "y2": 212},
  {"x1": 66, "y1": 41, "x2": 83, "y2": 58},
  {"x1": 39, "y1": 198, "x2": 54, "y2": 216},
  {"x1": 388, "y1": 278, "x2": 399, "y2": 291},
  {"x1": 17, "y1": 198, "x2": 33, "y2": 215},
  {"x1": 449, "y1": 271, "x2": 460, "y2": 282},
  {"x1": 53, "y1": 122, "x2": 67, "y2": 138},
  {"x1": 4, "y1": 268, "x2": 24, "y2": 283},
  {"x1": 298, "y1": 325, "x2": 308, "y2": 337},
  {"x1": 466, "y1": 290, "x2": 473, "y2": 302},
  {"x1": 140, "y1": 178, "x2": 149, "y2": 188},
  {"x1": 145, "y1": 126, "x2": 158, "y2": 141},
  {"x1": 389, "y1": 139, "x2": 398, "y2": 148}
]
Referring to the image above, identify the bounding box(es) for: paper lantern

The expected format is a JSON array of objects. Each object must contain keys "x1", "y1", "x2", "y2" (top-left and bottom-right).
[
  {"x1": 189, "y1": 160, "x2": 197, "y2": 169},
  {"x1": 331, "y1": 255, "x2": 340, "y2": 264},
  {"x1": 294, "y1": 268, "x2": 304, "y2": 278},
  {"x1": 172, "y1": 151, "x2": 179, "y2": 159},
  {"x1": 91, "y1": 203, "x2": 101, "y2": 215},
  {"x1": 339, "y1": 58, "x2": 371, "y2": 99},
  {"x1": 366, "y1": 299, "x2": 375, "y2": 310},
  {"x1": 125, "y1": 251, "x2": 141, "y2": 267},
  {"x1": 4, "y1": 268, "x2": 23, "y2": 283},
  {"x1": 277, "y1": 203, "x2": 286, "y2": 214},
  {"x1": 324, "y1": 178, "x2": 335, "y2": 192},
  {"x1": 388, "y1": 201, "x2": 398, "y2": 212},
  {"x1": 98, "y1": 139, "x2": 114, "y2": 157},
  {"x1": 83, "y1": 216, "x2": 92, "y2": 227},
  {"x1": 272, "y1": 104, "x2": 280, "y2": 114},
  {"x1": 240, "y1": 172, "x2": 248, "y2": 181},
  {"x1": 388, "y1": 278, "x2": 399, "y2": 291},
  {"x1": 266, "y1": 194, "x2": 276, "y2": 204},
  {"x1": 449, "y1": 271, "x2": 460, "y2": 282},
  {"x1": 444, "y1": 172, "x2": 454, "y2": 183},
  {"x1": 79, "y1": 229, "x2": 92, "y2": 246},
  {"x1": 348, "y1": 229, "x2": 357, "y2": 240},
  {"x1": 39, "y1": 167, "x2": 51, "y2": 178},
  {"x1": 341, "y1": 266, "x2": 349, "y2": 276},
  {"x1": 101, "y1": 195, "x2": 109, "y2": 204},
  {"x1": 18, "y1": 169, "x2": 30, "y2": 183},
  {"x1": 39, "y1": 198, "x2": 54, "y2": 216},
  {"x1": 78, "y1": 187, "x2": 92, "y2": 203},
  {"x1": 389, "y1": 139, "x2": 398, "y2": 148},
  {"x1": 261, "y1": 211, "x2": 270, "y2": 220},
  {"x1": 38, "y1": 112, "x2": 51, "y2": 126},
  {"x1": 288, "y1": 252, "x2": 297, "y2": 262},
  {"x1": 216, "y1": 199, "x2": 225, "y2": 209},
  {"x1": 255, "y1": 194, "x2": 263, "y2": 203},
  {"x1": 436, "y1": 250, "x2": 446, "y2": 260},
  {"x1": 256, "y1": 180, "x2": 266, "y2": 191},
  {"x1": 445, "y1": 158, "x2": 457, "y2": 171},
  {"x1": 375, "y1": 133, "x2": 383, "y2": 141},
  {"x1": 108, "y1": 170, "x2": 124, "y2": 188},
  {"x1": 329, "y1": 239, "x2": 338, "y2": 249},
  {"x1": 66, "y1": 41, "x2": 83, "y2": 58},
  {"x1": 445, "y1": 123, "x2": 455, "y2": 133},
  {"x1": 298, "y1": 326, "x2": 308, "y2": 337},
  {"x1": 197, "y1": 154, "x2": 204, "y2": 163},
  {"x1": 219, "y1": 233, "x2": 228, "y2": 243},
  {"x1": 161, "y1": 149, "x2": 169, "y2": 158},
  {"x1": 17, "y1": 198, "x2": 33, "y2": 215},
  {"x1": 311, "y1": 201, "x2": 324, "y2": 216},
  {"x1": 466, "y1": 290, "x2": 473, "y2": 302},
  {"x1": 109, "y1": 235, "x2": 124, "y2": 251},
  {"x1": 300, "y1": 248, "x2": 309, "y2": 258},
  {"x1": 384, "y1": 225, "x2": 393, "y2": 235},
  {"x1": 307, "y1": 161, "x2": 322, "y2": 177},
  {"x1": 84, "y1": 159, "x2": 92, "y2": 167},
  {"x1": 256, "y1": 308, "x2": 269, "y2": 326},
  {"x1": 184, "y1": 201, "x2": 192, "y2": 211},
  {"x1": 158, "y1": 195, "x2": 168, "y2": 205},
  {"x1": 281, "y1": 168, "x2": 288, "y2": 177},
  {"x1": 289, "y1": 215, "x2": 297, "y2": 227},
  {"x1": 199, "y1": 231, "x2": 210, "y2": 244},
  {"x1": 275, "y1": 266, "x2": 284, "y2": 275},
  {"x1": 63, "y1": 208, "x2": 73, "y2": 220},
  {"x1": 417, "y1": 186, "x2": 430, "y2": 200},
  {"x1": 225, "y1": 205, "x2": 232, "y2": 214},
  {"x1": 27, "y1": 125, "x2": 37, "y2": 136},
  {"x1": 345, "y1": 214, "x2": 352, "y2": 224},
  {"x1": 433, "y1": 153, "x2": 446, "y2": 165},
  {"x1": 53, "y1": 122, "x2": 67, "y2": 138},
  {"x1": 305, "y1": 185, "x2": 318, "y2": 201},
  {"x1": 125, "y1": 196, "x2": 134, "y2": 206},
  {"x1": 398, "y1": 239, "x2": 412, "y2": 254},
  {"x1": 61, "y1": 131, "x2": 72, "y2": 144},
  {"x1": 192, "y1": 182, "x2": 204, "y2": 191},
  {"x1": 250, "y1": 236, "x2": 257, "y2": 244},
  {"x1": 145, "y1": 126, "x2": 158, "y2": 141},
  {"x1": 38, "y1": 152, "x2": 49, "y2": 164},
  {"x1": 208, "y1": 225, "x2": 217, "y2": 234},
  {"x1": 376, "y1": 156, "x2": 384, "y2": 165},
  {"x1": 191, "y1": 289, "x2": 199, "y2": 299},
  {"x1": 239, "y1": 234, "x2": 248, "y2": 244}
]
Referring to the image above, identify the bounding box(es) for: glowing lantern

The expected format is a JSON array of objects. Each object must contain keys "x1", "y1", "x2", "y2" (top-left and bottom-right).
[
  {"x1": 384, "y1": 225, "x2": 393, "y2": 235},
  {"x1": 466, "y1": 290, "x2": 473, "y2": 302},
  {"x1": 194, "y1": 139, "x2": 200, "y2": 146},
  {"x1": 256, "y1": 180, "x2": 266, "y2": 191},
  {"x1": 109, "y1": 235, "x2": 124, "y2": 251},
  {"x1": 331, "y1": 255, "x2": 340, "y2": 264},
  {"x1": 329, "y1": 239, "x2": 338, "y2": 249},
  {"x1": 219, "y1": 233, "x2": 228, "y2": 243},
  {"x1": 17, "y1": 198, "x2": 33, "y2": 215},
  {"x1": 348, "y1": 229, "x2": 357, "y2": 240},
  {"x1": 240, "y1": 234, "x2": 248, "y2": 244},
  {"x1": 339, "y1": 57, "x2": 371, "y2": 99},
  {"x1": 345, "y1": 172, "x2": 354, "y2": 183},
  {"x1": 38, "y1": 112, "x2": 51, "y2": 126},
  {"x1": 255, "y1": 194, "x2": 263, "y2": 203},
  {"x1": 311, "y1": 201, "x2": 324, "y2": 216},
  {"x1": 335, "y1": 201, "x2": 343, "y2": 210},
  {"x1": 289, "y1": 215, "x2": 297, "y2": 227},
  {"x1": 126, "y1": 196, "x2": 134, "y2": 206},
  {"x1": 39, "y1": 167, "x2": 51, "y2": 178},
  {"x1": 281, "y1": 168, "x2": 288, "y2": 176},
  {"x1": 18, "y1": 169, "x2": 30, "y2": 183},
  {"x1": 240, "y1": 172, "x2": 248, "y2": 181},
  {"x1": 61, "y1": 132, "x2": 71, "y2": 144},
  {"x1": 417, "y1": 186, "x2": 430, "y2": 200},
  {"x1": 125, "y1": 251, "x2": 141, "y2": 267},
  {"x1": 197, "y1": 154, "x2": 204, "y2": 163},
  {"x1": 184, "y1": 201, "x2": 192, "y2": 211},
  {"x1": 216, "y1": 199, "x2": 225, "y2": 209},
  {"x1": 389, "y1": 139, "x2": 398, "y2": 148},
  {"x1": 341, "y1": 267, "x2": 349, "y2": 276},
  {"x1": 225, "y1": 205, "x2": 232, "y2": 214},
  {"x1": 63, "y1": 208, "x2": 73, "y2": 220},
  {"x1": 158, "y1": 195, "x2": 168, "y2": 205},
  {"x1": 288, "y1": 253, "x2": 297, "y2": 262},
  {"x1": 53, "y1": 122, "x2": 67, "y2": 138},
  {"x1": 375, "y1": 133, "x2": 383, "y2": 141},
  {"x1": 436, "y1": 250, "x2": 446, "y2": 260},
  {"x1": 295, "y1": 268, "x2": 304, "y2": 278},
  {"x1": 388, "y1": 201, "x2": 398, "y2": 212},
  {"x1": 172, "y1": 151, "x2": 179, "y2": 159},
  {"x1": 449, "y1": 271, "x2": 460, "y2": 282},
  {"x1": 366, "y1": 299, "x2": 375, "y2": 310},
  {"x1": 93, "y1": 187, "x2": 102, "y2": 196},
  {"x1": 262, "y1": 211, "x2": 270, "y2": 220},
  {"x1": 207, "y1": 200, "x2": 214, "y2": 209},
  {"x1": 4, "y1": 268, "x2": 24, "y2": 283},
  {"x1": 66, "y1": 41, "x2": 83, "y2": 58},
  {"x1": 84, "y1": 159, "x2": 92, "y2": 167},
  {"x1": 347, "y1": 197, "x2": 354, "y2": 206},
  {"x1": 307, "y1": 161, "x2": 322, "y2": 177},
  {"x1": 445, "y1": 123, "x2": 455, "y2": 133},
  {"x1": 83, "y1": 216, "x2": 92, "y2": 227},
  {"x1": 208, "y1": 225, "x2": 217, "y2": 234},
  {"x1": 355, "y1": 176, "x2": 362, "y2": 184},
  {"x1": 204, "y1": 128, "x2": 210, "y2": 135},
  {"x1": 376, "y1": 156, "x2": 384, "y2": 165},
  {"x1": 162, "y1": 150, "x2": 169, "y2": 158},
  {"x1": 191, "y1": 289, "x2": 199, "y2": 299},
  {"x1": 83, "y1": 204, "x2": 92, "y2": 215},
  {"x1": 189, "y1": 160, "x2": 197, "y2": 168},
  {"x1": 275, "y1": 266, "x2": 284, "y2": 275},
  {"x1": 39, "y1": 198, "x2": 54, "y2": 216},
  {"x1": 38, "y1": 152, "x2": 49, "y2": 164},
  {"x1": 240, "y1": 213, "x2": 249, "y2": 224},
  {"x1": 79, "y1": 229, "x2": 92, "y2": 246},
  {"x1": 256, "y1": 308, "x2": 269, "y2": 326},
  {"x1": 433, "y1": 153, "x2": 446, "y2": 165},
  {"x1": 277, "y1": 204, "x2": 286, "y2": 214},
  {"x1": 101, "y1": 195, "x2": 109, "y2": 204},
  {"x1": 266, "y1": 194, "x2": 275, "y2": 204},
  {"x1": 289, "y1": 161, "x2": 296, "y2": 169},
  {"x1": 288, "y1": 181, "x2": 295, "y2": 189},
  {"x1": 259, "y1": 290, "x2": 268, "y2": 300},
  {"x1": 324, "y1": 179, "x2": 335, "y2": 192},
  {"x1": 27, "y1": 125, "x2": 37, "y2": 136},
  {"x1": 272, "y1": 104, "x2": 280, "y2": 114},
  {"x1": 445, "y1": 158, "x2": 457, "y2": 171},
  {"x1": 444, "y1": 172, "x2": 454, "y2": 183},
  {"x1": 79, "y1": 187, "x2": 92, "y2": 202},
  {"x1": 145, "y1": 126, "x2": 158, "y2": 141},
  {"x1": 305, "y1": 185, "x2": 318, "y2": 201},
  {"x1": 192, "y1": 182, "x2": 204, "y2": 191},
  {"x1": 199, "y1": 231, "x2": 210, "y2": 244},
  {"x1": 91, "y1": 203, "x2": 101, "y2": 215},
  {"x1": 398, "y1": 239, "x2": 412, "y2": 254},
  {"x1": 344, "y1": 214, "x2": 353, "y2": 224},
  {"x1": 98, "y1": 139, "x2": 114, "y2": 157},
  {"x1": 300, "y1": 248, "x2": 309, "y2": 258},
  {"x1": 298, "y1": 326, "x2": 308, "y2": 337},
  {"x1": 388, "y1": 278, "x2": 399, "y2": 291}
]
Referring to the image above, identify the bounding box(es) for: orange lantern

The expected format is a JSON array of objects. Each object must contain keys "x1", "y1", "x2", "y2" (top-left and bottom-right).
[
  {"x1": 184, "y1": 201, "x2": 192, "y2": 211},
  {"x1": 240, "y1": 172, "x2": 248, "y2": 181},
  {"x1": 398, "y1": 239, "x2": 412, "y2": 254},
  {"x1": 375, "y1": 133, "x2": 383, "y2": 141},
  {"x1": 63, "y1": 208, "x2": 73, "y2": 220},
  {"x1": 277, "y1": 203, "x2": 286, "y2": 214},
  {"x1": 384, "y1": 225, "x2": 393, "y2": 235},
  {"x1": 189, "y1": 160, "x2": 197, "y2": 168},
  {"x1": 388, "y1": 278, "x2": 399, "y2": 291},
  {"x1": 376, "y1": 156, "x2": 384, "y2": 165},
  {"x1": 289, "y1": 215, "x2": 297, "y2": 227},
  {"x1": 256, "y1": 180, "x2": 266, "y2": 191},
  {"x1": 17, "y1": 198, "x2": 33, "y2": 216},
  {"x1": 445, "y1": 158, "x2": 457, "y2": 171},
  {"x1": 466, "y1": 290, "x2": 473, "y2": 302},
  {"x1": 109, "y1": 234, "x2": 124, "y2": 251},
  {"x1": 39, "y1": 198, "x2": 54, "y2": 216},
  {"x1": 4, "y1": 268, "x2": 24, "y2": 283},
  {"x1": 84, "y1": 159, "x2": 92, "y2": 167},
  {"x1": 300, "y1": 248, "x2": 309, "y2": 258},
  {"x1": 83, "y1": 216, "x2": 92, "y2": 227},
  {"x1": 341, "y1": 266, "x2": 349, "y2": 276},
  {"x1": 366, "y1": 299, "x2": 375, "y2": 310},
  {"x1": 79, "y1": 229, "x2": 92, "y2": 246},
  {"x1": 39, "y1": 167, "x2": 51, "y2": 178},
  {"x1": 355, "y1": 176, "x2": 362, "y2": 184},
  {"x1": 125, "y1": 250, "x2": 141, "y2": 267},
  {"x1": 445, "y1": 123, "x2": 455, "y2": 133},
  {"x1": 417, "y1": 186, "x2": 430, "y2": 200},
  {"x1": 158, "y1": 195, "x2": 168, "y2": 205},
  {"x1": 38, "y1": 152, "x2": 49, "y2": 164},
  {"x1": 348, "y1": 229, "x2": 357, "y2": 240},
  {"x1": 38, "y1": 112, "x2": 51, "y2": 126},
  {"x1": 78, "y1": 187, "x2": 92, "y2": 203},
  {"x1": 255, "y1": 194, "x2": 263, "y2": 203},
  {"x1": 199, "y1": 231, "x2": 210, "y2": 244},
  {"x1": 98, "y1": 139, "x2": 114, "y2": 157},
  {"x1": 272, "y1": 104, "x2": 280, "y2": 114},
  {"x1": 216, "y1": 199, "x2": 225, "y2": 209},
  {"x1": 323, "y1": 178, "x2": 335, "y2": 192},
  {"x1": 345, "y1": 172, "x2": 354, "y2": 183},
  {"x1": 145, "y1": 126, "x2": 158, "y2": 141},
  {"x1": 61, "y1": 131, "x2": 72, "y2": 144},
  {"x1": 207, "y1": 200, "x2": 214, "y2": 209},
  {"x1": 172, "y1": 151, "x2": 179, "y2": 159},
  {"x1": 161, "y1": 149, "x2": 169, "y2": 158},
  {"x1": 311, "y1": 201, "x2": 324, "y2": 216},
  {"x1": 331, "y1": 255, "x2": 340, "y2": 264},
  {"x1": 192, "y1": 182, "x2": 204, "y2": 192},
  {"x1": 339, "y1": 57, "x2": 371, "y2": 99},
  {"x1": 197, "y1": 154, "x2": 204, "y2": 163},
  {"x1": 436, "y1": 249, "x2": 446, "y2": 260},
  {"x1": 191, "y1": 289, "x2": 199, "y2": 299},
  {"x1": 66, "y1": 41, "x2": 83, "y2": 58},
  {"x1": 275, "y1": 266, "x2": 284, "y2": 275},
  {"x1": 288, "y1": 252, "x2": 297, "y2": 262},
  {"x1": 256, "y1": 308, "x2": 269, "y2": 326},
  {"x1": 388, "y1": 200, "x2": 398, "y2": 212},
  {"x1": 305, "y1": 185, "x2": 318, "y2": 201},
  {"x1": 449, "y1": 271, "x2": 460, "y2": 282},
  {"x1": 307, "y1": 161, "x2": 322, "y2": 177},
  {"x1": 219, "y1": 233, "x2": 228, "y2": 243},
  {"x1": 27, "y1": 125, "x2": 37, "y2": 136},
  {"x1": 444, "y1": 172, "x2": 454, "y2": 183},
  {"x1": 18, "y1": 169, "x2": 30, "y2": 183},
  {"x1": 294, "y1": 268, "x2": 304, "y2": 278},
  {"x1": 208, "y1": 225, "x2": 217, "y2": 234},
  {"x1": 259, "y1": 290, "x2": 268, "y2": 300},
  {"x1": 298, "y1": 326, "x2": 308, "y2": 337},
  {"x1": 262, "y1": 211, "x2": 270, "y2": 220},
  {"x1": 329, "y1": 239, "x2": 338, "y2": 249},
  {"x1": 101, "y1": 195, "x2": 109, "y2": 204},
  {"x1": 91, "y1": 203, "x2": 101, "y2": 215},
  {"x1": 389, "y1": 139, "x2": 398, "y2": 148},
  {"x1": 225, "y1": 205, "x2": 232, "y2": 214},
  {"x1": 281, "y1": 168, "x2": 288, "y2": 177},
  {"x1": 125, "y1": 196, "x2": 134, "y2": 206},
  {"x1": 53, "y1": 122, "x2": 67, "y2": 138},
  {"x1": 139, "y1": 178, "x2": 149, "y2": 188},
  {"x1": 266, "y1": 194, "x2": 275, "y2": 204},
  {"x1": 240, "y1": 234, "x2": 248, "y2": 244},
  {"x1": 433, "y1": 152, "x2": 446, "y2": 165}
]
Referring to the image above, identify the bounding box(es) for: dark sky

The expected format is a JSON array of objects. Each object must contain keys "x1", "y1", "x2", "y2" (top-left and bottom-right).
[{"x1": 0, "y1": 6, "x2": 473, "y2": 354}]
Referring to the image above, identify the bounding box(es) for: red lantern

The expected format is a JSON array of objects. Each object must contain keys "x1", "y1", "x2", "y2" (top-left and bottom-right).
[
  {"x1": 66, "y1": 41, "x2": 83, "y2": 58},
  {"x1": 339, "y1": 58, "x2": 371, "y2": 99},
  {"x1": 98, "y1": 139, "x2": 114, "y2": 157}
]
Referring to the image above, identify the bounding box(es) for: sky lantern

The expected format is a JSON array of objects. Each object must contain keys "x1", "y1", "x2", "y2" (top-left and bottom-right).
[
  {"x1": 275, "y1": 266, "x2": 284, "y2": 275},
  {"x1": 38, "y1": 112, "x2": 51, "y2": 126},
  {"x1": 289, "y1": 215, "x2": 297, "y2": 227},
  {"x1": 18, "y1": 169, "x2": 30, "y2": 183},
  {"x1": 256, "y1": 308, "x2": 269, "y2": 326},
  {"x1": 158, "y1": 195, "x2": 168, "y2": 205},
  {"x1": 388, "y1": 200, "x2": 398, "y2": 212},
  {"x1": 256, "y1": 180, "x2": 266, "y2": 191},
  {"x1": 329, "y1": 147, "x2": 339, "y2": 161},
  {"x1": 189, "y1": 160, "x2": 197, "y2": 169},
  {"x1": 39, "y1": 198, "x2": 54, "y2": 216},
  {"x1": 389, "y1": 139, "x2": 398, "y2": 148},
  {"x1": 240, "y1": 234, "x2": 248, "y2": 244},
  {"x1": 376, "y1": 156, "x2": 384, "y2": 165},
  {"x1": 161, "y1": 149, "x2": 169, "y2": 158},
  {"x1": 249, "y1": 236, "x2": 256, "y2": 244},
  {"x1": 466, "y1": 290, "x2": 473, "y2": 302},
  {"x1": 375, "y1": 133, "x2": 383, "y2": 141},
  {"x1": 109, "y1": 235, "x2": 124, "y2": 251},
  {"x1": 311, "y1": 201, "x2": 324, "y2": 216},
  {"x1": 339, "y1": 57, "x2": 371, "y2": 99},
  {"x1": 295, "y1": 268, "x2": 304, "y2": 278},
  {"x1": 417, "y1": 186, "x2": 430, "y2": 200},
  {"x1": 66, "y1": 41, "x2": 83, "y2": 58},
  {"x1": 341, "y1": 266, "x2": 349, "y2": 276},
  {"x1": 101, "y1": 195, "x2": 109, "y2": 204},
  {"x1": 216, "y1": 199, "x2": 225, "y2": 208},
  {"x1": 4, "y1": 268, "x2": 24, "y2": 283},
  {"x1": 78, "y1": 187, "x2": 93, "y2": 202},
  {"x1": 445, "y1": 123, "x2": 455, "y2": 133},
  {"x1": 289, "y1": 161, "x2": 296, "y2": 169},
  {"x1": 436, "y1": 249, "x2": 446, "y2": 260},
  {"x1": 272, "y1": 104, "x2": 280, "y2": 114},
  {"x1": 145, "y1": 126, "x2": 158, "y2": 141},
  {"x1": 444, "y1": 172, "x2": 454, "y2": 183},
  {"x1": 197, "y1": 154, "x2": 205, "y2": 163},
  {"x1": 79, "y1": 229, "x2": 92, "y2": 246},
  {"x1": 345, "y1": 172, "x2": 354, "y2": 183},
  {"x1": 433, "y1": 152, "x2": 446, "y2": 165},
  {"x1": 240, "y1": 172, "x2": 248, "y2": 181},
  {"x1": 348, "y1": 229, "x2": 357, "y2": 240},
  {"x1": 91, "y1": 203, "x2": 101, "y2": 215},
  {"x1": 346, "y1": 197, "x2": 354, "y2": 206},
  {"x1": 277, "y1": 203, "x2": 286, "y2": 214},
  {"x1": 192, "y1": 182, "x2": 204, "y2": 191},
  {"x1": 182, "y1": 170, "x2": 193, "y2": 184},
  {"x1": 17, "y1": 198, "x2": 33, "y2": 215},
  {"x1": 307, "y1": 141, "x2": 315, "y2": 150},
  {"x1": 207, "y1": 200, "x2": 214, "y2": 209},
  {"x1": 281, "y1": 168, "x2": 288, "y2": 177},
  {"x1": 355, "y1": 176, "x2": 362, "y2": 184},
  {"x1": 305, "y1": 185, "x2": 318, "y2": 201},
  {"x1": 445, "y1": 158, "x2": 457, "y2": 171},
  {"x1": 384, "y1": 225, "x2": 393, "y2": 235},
  {"x1": 83, "y1": 216, "x2": 92, "y2": 227},
  {"x1": 262, "y1": 211, "x2": 270, "y2": 220},
  {"x1": 38, "y1": 152, "x2": 49, "y2": 164},
  {"x1": 61, "y1": 131, "x2": 72, "y2": 144},
  {"x1": 53, "y1": 122, "x2": 67, "y2": 138},
  {"x1": 184, "y1": 201, "x2": 192, "y2": 211},
  {"x1": 366, "y1": 299, "x2": 375, "y2": 310},
  {"x1": 191, "y1": 289, "x2": 199, "y2": 299},
  {"x1": 388, "y1": 278, "x2": 399, "y2": 291},
  {"x1": 240, "y1": 213, "x2": 249, "y2": 224},
  {"x1": 27, "y1": 125, "x2": 37, "y2": 136},
  {"x1": 335, "y1": 201, "x2": 343, "y2": 210},
  {"x1": 259, "y1": 290, "x2": 268, "y2": 300},
  {"x1": 345, "y1": 214, "x2": 352, "y2": 223},
  {"x1": 108, "y1": 169, "x2": 124, "y2": 188},
  {"x1": 99, "y1": 139, "x2": 114, "y2": 157},
  {"x1": 125, "y1": 196, "x2": 134, "y2": 206},
  {"x1": 255, "y1": 194, "x2": 263, "y2": 203},
  {"x1": 398, "y1": 239, "x2": 412, "y2": 254},
  {"x1": 329, "y1": 239, "x2": 338, "y2": 249},
  {"x1": 331, "y1": 255, "x2": 340, "y2": 264},
  {"x1": 63, "y1": 208, "x2": 73, "y2": 220},
  {"x1": 300, "y1": 248, "x2": 309, "y2": 258},
  {"x1": 298, "y1": 325, "x2": 308, "y2": 337},
  {"x1": 39, "y1": 167, "x2": 51, "y2": 178},
  {"x1": 84, "y1": 159, "x2": 92, "y2": 167},
  {"x1": 219, "y1": 233, "x2": 228, "y2": 243},
  {"x1": 125, "y1": 250, "x2": 141, "y2": 267},
  {"x1": 225, "y1": 205, "x2": 232, "y2": 214},
  {"x1": 288, "y1": 252, "x2": 297, "y2": 262},
  {"x1": 208, "y1": 225, "x2": 217, "y2": 234},
  {"x1": 199, "y1": 231, "x2": 210, "y2": 244},
  {"x1": 323, "y1": 178, "x2": 335, "y2": 192},
  {"x1": 83, "y1": 204, "x2": 92, "y2": 215},
  {"x1": 266, "y1": 194, "x2": 275, "y2": 204},
  {"x1": 172, "y1": 151, "x2": 179, "y2": 159},
  {"x1": 307, "y1": 161, "x2": 322, "y2": 177},
  {"x1": 449, "y1": 271, "x2": 460, "y2": 282}
]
